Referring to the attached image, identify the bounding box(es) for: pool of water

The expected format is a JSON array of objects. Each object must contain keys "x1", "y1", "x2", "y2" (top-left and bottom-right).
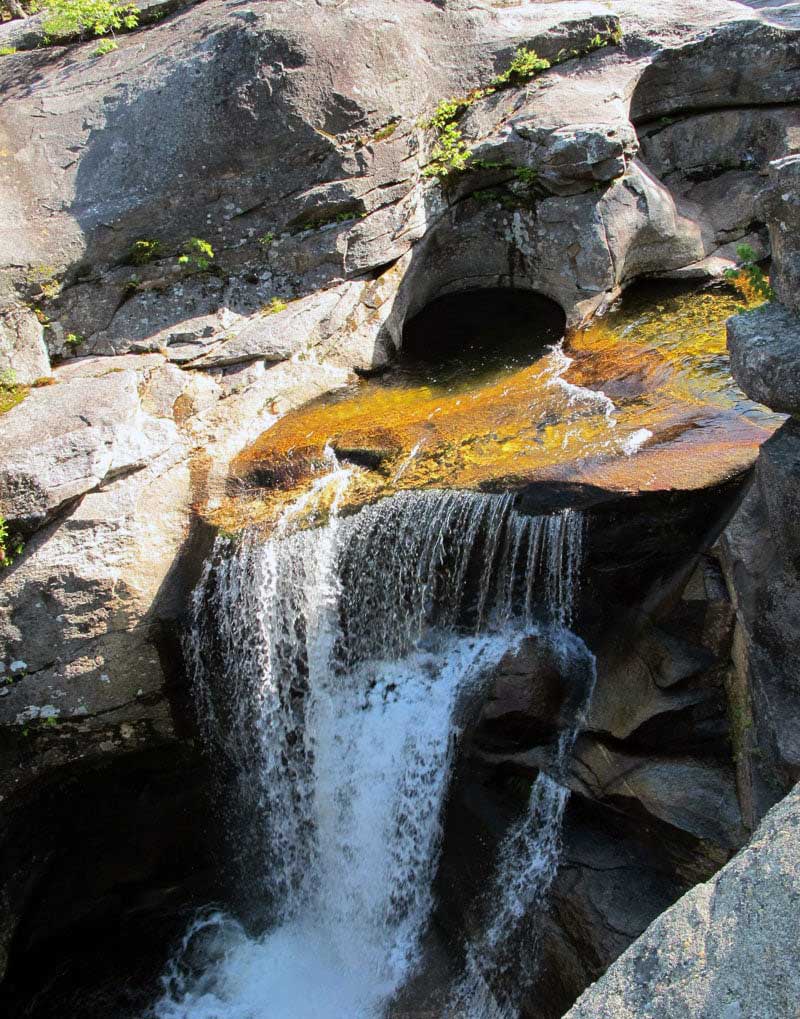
[{"x1": 220, "y1": 281, "x2": 780, "y2": 533}]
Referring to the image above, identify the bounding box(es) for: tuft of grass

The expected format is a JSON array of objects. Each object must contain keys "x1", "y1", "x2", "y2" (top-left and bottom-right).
[
  {"x1": 0, "y1": 47, "x2": 18, "y2": 56},
  {"x1": 490, "y1": 46, "x2": 550, "y2": 88},
  {"x1": 0, "y1": 369, "x2": 27, "y2": 415}
]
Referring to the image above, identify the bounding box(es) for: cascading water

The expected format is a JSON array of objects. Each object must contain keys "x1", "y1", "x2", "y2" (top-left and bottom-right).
[
  {"x1": 444, "y1": 628, "x2": 597, "y2": 1019},
  {"x1": 155, "y1": 480, "x2": 590, "y2": 1019}
]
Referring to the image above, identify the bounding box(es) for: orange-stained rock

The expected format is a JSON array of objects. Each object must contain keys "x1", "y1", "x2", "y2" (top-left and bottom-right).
[{"x1": 218, "y1": 283, "x2": 782, "y2": 534}]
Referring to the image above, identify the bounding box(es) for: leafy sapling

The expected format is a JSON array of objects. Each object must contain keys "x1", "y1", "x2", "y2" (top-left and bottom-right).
[{"x1": 178, "y1": 237, "x2": 215, "y2": 271}]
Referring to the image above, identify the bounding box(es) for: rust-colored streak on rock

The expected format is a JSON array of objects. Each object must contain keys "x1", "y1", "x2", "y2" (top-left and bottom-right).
[{"x1": 219, "y1": 284, "x2": 782, "y2": 533}]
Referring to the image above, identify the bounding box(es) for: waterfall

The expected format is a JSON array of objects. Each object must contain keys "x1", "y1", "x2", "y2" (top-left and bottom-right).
[
  {"x1": 444, "y1": 629, "x2": 597, "y2": 1019},
  {"x1": 155, "y1": 486, "x2": 588, "y2": 1019}
]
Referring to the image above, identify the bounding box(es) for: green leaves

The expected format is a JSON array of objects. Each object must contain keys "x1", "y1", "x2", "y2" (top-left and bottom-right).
[
  {"x1": 261, "y1": 297, "x2": 288, "y2": 316},
  {"x1": 178, "y1": 237, "x2": 215, "y2": 271},
  {"x1": 421, "y1": 121, "x2": 472, "y2": 179},
  {"x1": 490, "y1": 46, "x2": 550, "y2": 88},
  {"x1": 40, "y1": 0, "x2": 139, "y2": 41},
  {"x1": 127, "y1": 238, "x2": 162, "y2": 265},
  {"x1": 0, "y1": 514, "x2": 24, "y2": 569}
]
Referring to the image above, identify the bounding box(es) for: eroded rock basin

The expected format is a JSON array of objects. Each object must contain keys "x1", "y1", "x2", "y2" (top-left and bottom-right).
[{"x1": 219, "y1": 281, "x2": 781, "y2": 534}]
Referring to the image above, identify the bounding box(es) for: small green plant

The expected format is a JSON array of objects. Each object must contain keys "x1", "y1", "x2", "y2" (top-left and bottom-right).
[
  {"x1": 40, "y1": 0, "x2": 138, "y2": 41},
  {"x1": 178, "y1": 237, "x2": 214, "y2": 271},
  {"x1": 428, "y1": 99, "x2": 463, "y2": 132},
  {"x1": 258, "y1": 231, "x2": 275, "y2": 249},
  {"x1": 127, "y1": 238, "x2": 162, "y2": 265},
  {"x1": 0, "y1": 513, "x2": 24, "y2": 568},
  {"x1": 93, "y1": 37, "x2": 117, "y2": 54},
  {"x1": 724, "y1": 244, "x2": 774, "y2": 308},
  {"x1": 491, "y1": 46, "x2": 550, "y2": 88},
  {"x1": 421, "y1": 99, "x2": 476, "y2": 180},
  {"x1": 261, "y1": 297, "x2": 288, "y2": 316},
  {"x1": 514, "y1": 166, "x2": 538, "y2": 185},
  {"x1": 587, "y1": 33, "x2": 608, "y2": 50},
  {"x1": 65, "y1": 332, "x2": 84, "y2": 348},
  {"x1": 422, "y1": 123, "x2": 471, "y2": 179},
  {"x1": 0, "y1": 47, "x2": 18, "y2": 55}
]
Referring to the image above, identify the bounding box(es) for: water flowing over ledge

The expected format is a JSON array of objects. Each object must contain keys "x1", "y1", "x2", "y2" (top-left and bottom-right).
[{"x1": 156, "y1": 488, "x2": 594, "y2": 1019}]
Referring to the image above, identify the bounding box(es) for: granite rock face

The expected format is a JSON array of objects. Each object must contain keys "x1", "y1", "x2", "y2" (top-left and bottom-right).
[
  {"x1": 0, "y1": 0, "x2": 798, "y2": 1007},
  {"x1": 0, "y1": 308, "x2": 49, "y2": 386},
  {"x1": 0, "y1": 370, "x2": 180, "y2": 529},
  {"x1": 444, "y1": 540, "x2": 748, "y2": 1019},
  {"x1": 723, "y1": 153, "x2": 800, "y2": 799},
  {"x1": 1, "y1": 0, "x2": 799, "y2": 362},
  {"x1": 563, "y1": 783, "x2": 800, "y2": 1019},
  {"x1": 760, "y1": 154, "x2": 800, "y2": 313},
  {"x1": 729, "y1": 302, "x2": 800, "y2": 416},
  {"x1": 721, "y1": 422, "x2": 800, "y2": 803}
]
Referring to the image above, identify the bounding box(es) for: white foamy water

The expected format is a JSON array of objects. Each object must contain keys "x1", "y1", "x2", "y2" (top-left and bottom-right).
[
  {"x1": 156, "y1": 489, "x2": 587, "y2": 1019},
  {"x1": 445, "y1": 629, "x2": 597, "y2": 1019}
]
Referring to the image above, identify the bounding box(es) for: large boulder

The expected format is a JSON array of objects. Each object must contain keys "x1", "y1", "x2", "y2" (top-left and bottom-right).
[
  {"x1": 629, "y1": 19, "x2": 800, "y2": 122},
  {"x1": 563, "y1": 783, "x2": 800, "y2": 1019},
  {"x1": 728, "y1": 301, "x2": 800, "y2": 416}
]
